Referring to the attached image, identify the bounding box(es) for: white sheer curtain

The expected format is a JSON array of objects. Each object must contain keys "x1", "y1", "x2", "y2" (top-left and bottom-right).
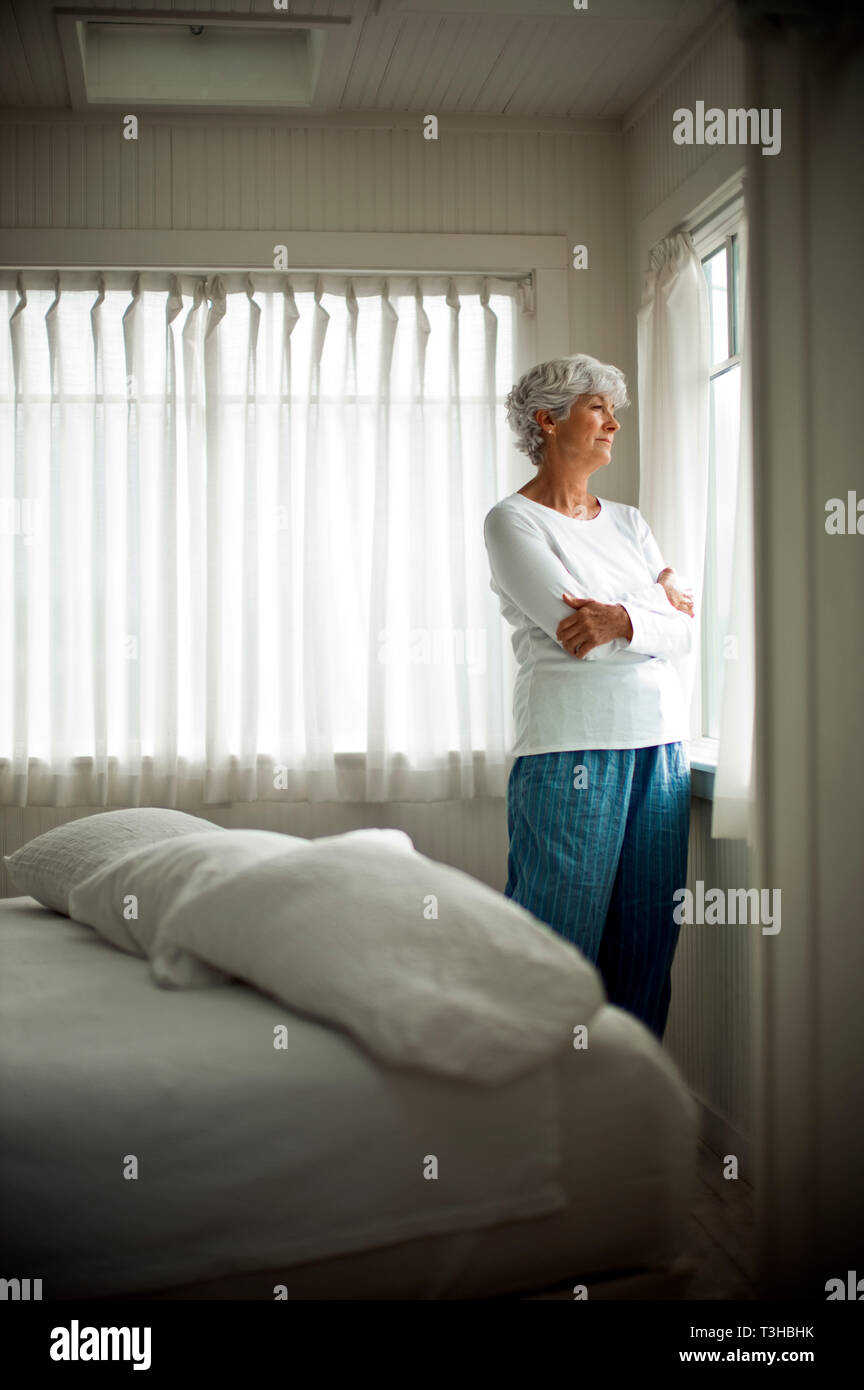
[
  {"x1": 711, "y1": 215, "x2": 756, "y2": 845},
  {"x1": 636, "y1": 230, "x2": 711, "y2": 727},
  {"x1": 0, "y1": 270, "x2": 529, "y2": 808},
  {"x1": 637, "y1": 224, "x2": 756, "y2": 845}
]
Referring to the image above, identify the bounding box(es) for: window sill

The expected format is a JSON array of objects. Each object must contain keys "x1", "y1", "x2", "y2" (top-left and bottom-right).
[{"x1": 688, "y1": 736, "x2": 718, "y2": 802}]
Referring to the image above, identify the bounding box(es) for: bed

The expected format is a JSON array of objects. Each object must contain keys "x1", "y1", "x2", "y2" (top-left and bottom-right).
[{"x1": 0, "y1": 816, "x2": 699, "y2": 1301}]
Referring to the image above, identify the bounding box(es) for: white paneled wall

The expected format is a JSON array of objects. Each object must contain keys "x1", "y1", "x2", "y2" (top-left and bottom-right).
[
  {"x1": 0, "y1": 797, "x2": 511, "y2": 898},
  {"x1": 624, "y1": 10, "x2": 747, "y2": 224},
  {"x1": 0, "y1": 119, "x2": 615, "y2": 234}
]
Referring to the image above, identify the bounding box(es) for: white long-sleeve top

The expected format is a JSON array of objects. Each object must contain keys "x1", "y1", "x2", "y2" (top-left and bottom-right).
[{"x1": 483, "y1": 492, "x2": 695, "y2": 754}]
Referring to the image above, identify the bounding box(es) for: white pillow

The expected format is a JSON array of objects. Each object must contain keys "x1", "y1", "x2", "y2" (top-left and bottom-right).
[
  {"x1": 3, "y1": 807, "x2": 226, "y2": 915},
  {"x1": 67, "y1": 827, "x2": 413, "y2": 984},
  {"x1": 69, "y1": 825, "x2": 602, "y2": 1085}
]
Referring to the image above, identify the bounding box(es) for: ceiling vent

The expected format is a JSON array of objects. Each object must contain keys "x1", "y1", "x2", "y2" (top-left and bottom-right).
[{"x1": 56, "y1": 8, "x2": 352, "y2": 111}]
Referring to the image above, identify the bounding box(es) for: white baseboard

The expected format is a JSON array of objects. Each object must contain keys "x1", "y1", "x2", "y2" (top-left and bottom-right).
[{"x1": 693, "y1": 1092, "x2": 751, "y2": 1182}]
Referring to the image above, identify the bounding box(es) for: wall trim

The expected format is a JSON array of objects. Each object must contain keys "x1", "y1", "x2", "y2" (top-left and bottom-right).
[
  {"x1": 0, "y1": 107, "x2": 621, "y2": 137},
  {"x1": 637, "y1": 151, "x2": 745, "y2": 270},
  {"x1": 693, "y1": 1092, "x2": 752, "y2": 1182},
  {"x1": 0, "y1": 230, "x2": 569, "y2": 273}
]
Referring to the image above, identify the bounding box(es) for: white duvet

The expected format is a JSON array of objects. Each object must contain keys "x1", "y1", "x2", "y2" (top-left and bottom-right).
[{"x1": 68, "y1": 828, "x2": 605, "y2": 1088}]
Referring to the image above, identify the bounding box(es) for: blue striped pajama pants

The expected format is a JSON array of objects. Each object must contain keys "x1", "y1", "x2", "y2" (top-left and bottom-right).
[{"x1": 504, "y1": 743, "x2": 691, "y2": 1040}]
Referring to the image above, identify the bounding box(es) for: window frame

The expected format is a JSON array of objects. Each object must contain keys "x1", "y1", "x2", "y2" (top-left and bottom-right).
[{"x1": 690, "y1": 191, "x2": 745, "y2": 754}]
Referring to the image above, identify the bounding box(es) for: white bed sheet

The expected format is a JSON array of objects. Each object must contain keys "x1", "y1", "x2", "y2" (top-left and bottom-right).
[{"x1": 0, "y1": 897, "x2": 698, "y2": 1299}]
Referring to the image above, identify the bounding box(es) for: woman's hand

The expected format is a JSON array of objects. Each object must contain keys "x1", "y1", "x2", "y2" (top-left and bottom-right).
[
  {"x1": 557, "y1": 595, "x2": 632, "y2": 658},
  {"x1": 657, "y1": 567, "x2": 695, "y2": 616}
]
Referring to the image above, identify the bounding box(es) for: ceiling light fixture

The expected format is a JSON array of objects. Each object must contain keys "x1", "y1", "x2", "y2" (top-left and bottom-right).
[{"x1": 55, "y1": 7, "x2": 355, "y2": 111}]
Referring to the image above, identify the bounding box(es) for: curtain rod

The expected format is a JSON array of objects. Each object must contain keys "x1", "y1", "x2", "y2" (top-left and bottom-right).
[
  {"x1": 0, "y1": 267, "x2": 534, "y2": 280},
  {"x1": 686, "y1": 191, "x2": 745, "y2": 241}
]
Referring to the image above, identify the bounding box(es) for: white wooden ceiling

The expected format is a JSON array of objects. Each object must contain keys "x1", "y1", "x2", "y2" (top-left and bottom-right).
[{"x1": 0, "y1": 0, "x2": 724, "y2": 119}]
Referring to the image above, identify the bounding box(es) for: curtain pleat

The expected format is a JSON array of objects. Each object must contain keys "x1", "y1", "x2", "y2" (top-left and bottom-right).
[
  {"x1": 637, "y1": 231, "x2": 710, "y2": 726},
  {"x1": 240, "y1": 275, "x2": 261, "y2": 793},
  {"x1": 9, "y1": 277, "x2": 29, "y2": 805},
  {"x1": 365, "y1": 281, "x2": 398, "y2": 800},
  {"x1": 409, "y1": 284, "x2": 434, "y2": 785},
  {"x1": 479, "y1": 277, "x2": 507, "y2": 777},
  {"x1": 277, "y1": 282, "x2": 300, "y2": 791},
  {"x1": 161, "y1": 275, "x2": 184, "y2": 802},
  {"x1": 45, "y1": 275, "x2": 69, "y2": 778},
  {"x1": 182, "y1": 278, "x2": 208, "y2": 799},
  {"x1": 203, "y1": 275, "x2": 226, "y2": 801},
  {"x1": 0, "y1": 269, "x2": 528, "y2": 808},
  {"x1": 120, "y1": 276, "x2": 142, "y2": 795},
  {"x1": 304, "y1": 277, "x2": 333, "y2": 796},
  {"x1": 89, "y1": 275, "x2": 108, "y2": 795}
]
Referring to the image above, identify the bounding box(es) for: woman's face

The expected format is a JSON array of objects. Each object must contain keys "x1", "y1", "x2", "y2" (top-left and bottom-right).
[{"x1": 540, "y1": 393, "x2": 620, "y2": 465}]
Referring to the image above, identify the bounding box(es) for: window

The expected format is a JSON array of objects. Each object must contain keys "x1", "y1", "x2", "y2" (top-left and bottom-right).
[
  {"x1": 693, "y1": 199, "x2": 744, "y2": 741},
  {"x1": 0, "y1": 270, "x2": 526, "y2": 806}
]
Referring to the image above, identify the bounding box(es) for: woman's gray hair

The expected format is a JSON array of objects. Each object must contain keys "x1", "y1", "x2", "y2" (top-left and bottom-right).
[{"x1": 505, "y1": 354, "x2": 629, "y2": 466}]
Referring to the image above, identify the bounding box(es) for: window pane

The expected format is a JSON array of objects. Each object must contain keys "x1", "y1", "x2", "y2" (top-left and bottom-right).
[
  {"x1": 730, "y1": 233, "x2": 740, "y2": 355},
  {"x1": 704, "y1": 362, "x2": 741, "y2": 740},
  {"x1": 703, "y1": 247, "x2": 729, "y2": 366}
]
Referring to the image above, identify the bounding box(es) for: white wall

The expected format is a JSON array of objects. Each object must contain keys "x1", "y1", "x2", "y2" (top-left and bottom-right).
[{"x1": 624, "y1": 7, "x2": 746, "y2": 226}]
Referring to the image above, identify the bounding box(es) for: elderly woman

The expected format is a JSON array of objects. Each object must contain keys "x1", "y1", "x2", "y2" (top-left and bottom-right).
[{"x1": 484, "y1": 354, "x2": 695, "y2": 1040}]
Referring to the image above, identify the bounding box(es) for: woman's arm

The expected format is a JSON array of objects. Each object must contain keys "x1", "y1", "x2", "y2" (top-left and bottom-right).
[
  {"x1": 597, "y1": 568, "x2": 693, "y2": 616},
  {"x1": 556, "y1": 571, "x2": 694, "y2": 658},
  {"x1": 484, "y1": 507, "x2": 624, "y2": 656},
  {"x1": 656, "y1": 568, "x2": 695, "y2": 615},
  {"x1": 556, "y1": 596, "x2": 632, "y2": 657},
  {"x1": 616, "y1": 515, "x2": 696, "y2": 660},
  {"x1": 619, "y1": 595, "x2": 695, "y2": 660},
  {"x1": 484, "y1": 504, "x2": 695, "y2": 662}
]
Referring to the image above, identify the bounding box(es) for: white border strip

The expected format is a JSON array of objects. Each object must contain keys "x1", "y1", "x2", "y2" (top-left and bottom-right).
[{"x1": 0, "y1": 229, "x2": 568, "y2": 273}]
